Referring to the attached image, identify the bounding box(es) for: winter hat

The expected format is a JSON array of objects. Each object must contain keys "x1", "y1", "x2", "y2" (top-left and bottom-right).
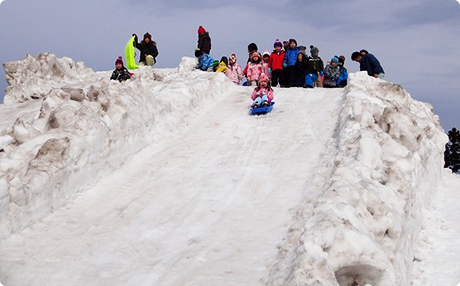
[
  {"x1": 195, "y1": 49, "x2": 203, "y2": 57},
  {"x1": 115, "y1": 56, "x2": 123, "y2": 66},
  {"x1": 248, "y1": 42, "x2": 258, "y2": 53},
  {"x1": 252, "y1": 52, "x2": 260, "y2": 59},
  {"x1": 274, "y1": 39, "x2": 283, "y2": 48},
  {"x1": 331, "y1": 56, "x2": 339, "y2": 63},
  {"x1": 229, "y1": 54, "x2": 237, "y2": 63},
  {"x1": 198, "y1": 26, "x2": 206, "y2": 34},
  {"x1": 338, "y1": 55, "x2": 346, "y2": 64},
  {"x1": 310, "y1": 45, "x2": 319, "y2": 56},
  {"x1": 259, "y1": 73, "x2": 269, "y2": 83},
  {"x1": 143, "y1": 32, "x2": 152, "y2": 40},
  {"x1": 289, "y1": 39, "x2": 297, "y2": 46},
  {"x1": 263, "y1": 50, "x2": 270, "y2": 58}
]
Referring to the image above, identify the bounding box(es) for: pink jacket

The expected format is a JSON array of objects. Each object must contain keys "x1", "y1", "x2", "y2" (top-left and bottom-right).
[
  {"x1": 226, "y1": 63, "x2": 243, "y2": 84},
  {"x1": 251, "y1": 87, "x2": 274, "y2": 102},
  {"x1": 246, "y1": 62, "x2": 263, "y2": 81},
  {"x1": 261, "y1": 62, "x2": 271, "y2": 78}
]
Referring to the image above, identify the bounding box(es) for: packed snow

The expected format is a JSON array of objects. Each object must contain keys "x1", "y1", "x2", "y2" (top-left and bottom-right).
[{"x1": 0, "y1": 53, "x2": 459, "y2": 286}]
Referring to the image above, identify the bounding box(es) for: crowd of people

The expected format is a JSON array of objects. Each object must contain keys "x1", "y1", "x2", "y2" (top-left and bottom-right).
[{"x1": 111, "y1": 26, "x2": 385, "y2": 109}]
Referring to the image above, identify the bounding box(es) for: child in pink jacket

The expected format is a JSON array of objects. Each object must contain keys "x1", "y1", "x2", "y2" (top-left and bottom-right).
[
  {"x1": 226, "y1": 54, "x2": 243, "y2": 84},
  {"x1": 246, "y1": 52, "x2": 263, "y2": 86},
  {"x1": 251, "y1": 73, "x2": 274, "y2": 109},
  {"x1": 261, "y1": 51, "x2": 271, "y2": 79}
]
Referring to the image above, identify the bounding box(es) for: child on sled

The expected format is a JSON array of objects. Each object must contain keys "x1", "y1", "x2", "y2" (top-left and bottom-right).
[{"x1": 251, "y1": 73, "x2": 274, "y2": 109}]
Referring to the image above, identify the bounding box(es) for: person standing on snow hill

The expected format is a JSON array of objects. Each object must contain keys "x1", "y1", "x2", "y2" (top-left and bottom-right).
[
  {"x1": 197, "y1": 26, "x2": 212, "y2": 55},
  {"x1": 351, "y1": 51, "x2": 385, "y2": 79},
  {"x1": 269, "y1": 39, "x2": 286, "y2": 87},
  {"x1": 194, "y1": 49, "x2": 215, "y2": 72},
  {"x1": 261, "y1": 51, "x2": 271, "y2": 80},
  {"x1": 110, "y1": 56, "x2": 131, "y2": 82},
  {"x1": 309, "y1": 45, "x2": 324, "y2": 87},
  {"x1": 283, "y1": 39, "x2": 300, "y2": 88},
  {"x1": 251, "y1": 73, "x2": 274, "y2": 109},
  {"x1": 246, "y1": 52, "x2": 263, "y2": 87},
  {"x1": 226, "y1": 54, "x2": 243, "y2": 84},
  {"x1": 337, "y1": 55, "x2": 348, "y2": 87},
  {"x1": 133, "y1": 32, "x2": 159, "y2": 66}
]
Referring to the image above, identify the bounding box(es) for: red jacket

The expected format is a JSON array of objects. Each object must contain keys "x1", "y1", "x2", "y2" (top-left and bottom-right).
[{"x1": 269, "y1": 50, "x2": 285, "y2": 71}]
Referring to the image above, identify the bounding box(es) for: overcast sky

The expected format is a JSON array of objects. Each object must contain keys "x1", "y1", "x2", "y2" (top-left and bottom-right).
[{"x1": 1, "y1": 0, "x2": 459, "y2": 131}]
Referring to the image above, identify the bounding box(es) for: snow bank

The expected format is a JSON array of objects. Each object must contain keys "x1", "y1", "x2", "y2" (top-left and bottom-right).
[
  {"x1": 268, "y1": 72, "x2": 448, "y2": 286},
  {"x1": 0, "y1": 54, "x2": 233, "y2": 239}
]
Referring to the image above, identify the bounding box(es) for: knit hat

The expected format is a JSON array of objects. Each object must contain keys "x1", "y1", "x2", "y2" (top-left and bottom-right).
[
  {"x1": 143, "y1": 32, "x2": 152, "y2": 40},
  {"x1": 115, "y1": 56, "x2": 123, "y2": 66},
  {"x1": 263, "y1": 50, "x2": 270, "y2": 58},
  {"x1": 194, "y1": 49, "x2": 203, "y2": 57},
  {"x1": 338, "y1": 55, "x2": 346, "y2": 64},
  {"x1": 229, "y1": 54, "x2": 237, "y2": 63},
  {"x1": 259, "y1": 73, "x2": 269, "y2": 83},
  {"x1": 252, "y1": 52, "x2": 260, "y2": 59},
  {"x1": 310, "y1": 45, "x2": 319, "y2": 56},
  {"x1": 198, "y1": 26, "x2": 206, "y2": 34},
  {"x1": 331, "y1": 56, "x2": 339, "y2": 63},
  {"x1": 274, "y1": 39, "x2": 283, "y2": 48}
]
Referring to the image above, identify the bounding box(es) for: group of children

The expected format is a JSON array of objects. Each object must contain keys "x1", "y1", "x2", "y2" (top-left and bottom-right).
[{"x1": 194, "y1": 38, "x2": 349, "y2": 108}]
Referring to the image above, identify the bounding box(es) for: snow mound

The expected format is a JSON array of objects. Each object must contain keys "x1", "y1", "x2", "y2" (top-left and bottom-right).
[
  {"x1": 267, "y1": 72, "x2": 447, "y2": 286},
  {"x1": 3, "y1": 53, "x2": 95, "y2": 104},
  {"x1": 0, "y1": 53, "x2": 233, "y2": 238},
  {"x1": 0, "y1": 54, "x2": 450, "y2": 285}
]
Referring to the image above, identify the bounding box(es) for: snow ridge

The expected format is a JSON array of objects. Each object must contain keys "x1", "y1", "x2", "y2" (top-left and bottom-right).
[
  {"x1": 0, "y1": 54, "x2": 232, "y2": 239},
  {"x1": 267, "y1": 72, "x2": 447, "y2": 286}
]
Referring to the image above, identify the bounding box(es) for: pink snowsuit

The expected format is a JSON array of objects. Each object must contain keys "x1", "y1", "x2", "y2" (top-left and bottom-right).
[
  {"x1": 251, "y1": 87, "x2": 274, "y2": 102},
  {"x1": 226, "y1": 63, "x2": 243, "y2": 84},
  {"x1": 246, "y1": 62, "x2": 263, "y2": 81}
]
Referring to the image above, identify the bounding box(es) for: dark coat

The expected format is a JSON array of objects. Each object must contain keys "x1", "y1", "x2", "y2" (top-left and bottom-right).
[
  {"x1": 110, "y1": 67, "x2": 131, "y2": 82},
  {"x1": 359, "y1": 53, "x2": 384, "y2": 76},
  {"x1": 294, "y1": 54, "x2": 316, "y2": 87},
  {"x1": 134, "y1": 37, "x2": 159, "y2": 63},
  {"x1": 198, "y1": 32, "x2": 212, "y2": 54},
  {"x1": 309, "y1": 56, "x2": 324, "y2": 72}
]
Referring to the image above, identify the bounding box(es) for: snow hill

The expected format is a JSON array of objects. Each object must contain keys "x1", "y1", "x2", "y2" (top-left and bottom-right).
[{"x1": 0, "y1": 53, "x2": 456, "y2": 286}]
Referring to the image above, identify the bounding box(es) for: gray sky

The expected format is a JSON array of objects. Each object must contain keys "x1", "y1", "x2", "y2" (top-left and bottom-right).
[{"x1": 1, "y1": 0, "x2": 459, "y2": 131}]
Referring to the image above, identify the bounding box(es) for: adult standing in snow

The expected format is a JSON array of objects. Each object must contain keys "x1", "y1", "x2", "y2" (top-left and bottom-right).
[
  {"x1": 351, "y1": 51, "x2": 385, "y2": 79},
  {"x1": 133, "y1": 32, "x2": 159, "y2": 66},
  {"x1": 197, "y1": 26, "x2": 212, "y2": 55}
]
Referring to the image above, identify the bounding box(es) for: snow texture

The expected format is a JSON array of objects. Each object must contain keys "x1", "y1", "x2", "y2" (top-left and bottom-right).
[{"x1": 0, "y1": 53, "x2": 455, "y2": 286}]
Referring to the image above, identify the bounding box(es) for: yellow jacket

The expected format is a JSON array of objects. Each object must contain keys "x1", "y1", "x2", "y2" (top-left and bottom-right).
[{"x1": 215, "y1": 61, "x2": 227, "y2": 73}]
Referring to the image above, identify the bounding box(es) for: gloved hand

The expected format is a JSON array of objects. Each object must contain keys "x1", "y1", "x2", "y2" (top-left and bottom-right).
[
  {"x1": 283, "y1": 63, "x2": 287, "y2": 68},
  {"x1": 268, "y1": 68, "x2": 272, "y2": 73}
]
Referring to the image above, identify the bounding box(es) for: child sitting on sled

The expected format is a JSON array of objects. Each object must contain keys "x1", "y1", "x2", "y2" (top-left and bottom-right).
[{"x1": 251, "y1": 73, "x2": 274, "y2": 109}]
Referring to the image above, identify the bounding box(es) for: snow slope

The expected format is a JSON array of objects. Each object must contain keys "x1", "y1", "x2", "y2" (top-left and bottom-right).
[{"x1": 0, "y1": 54, "x2": 455, "y2": 286}]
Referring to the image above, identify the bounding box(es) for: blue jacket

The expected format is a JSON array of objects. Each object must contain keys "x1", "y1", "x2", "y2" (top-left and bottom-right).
[
  {"x1": 199, "y1": 53, "x2": 215, "y2": 71},
  {"x1": 283, "y1": 47, "x2": 300, "y2": 67},
  {"x1": 337, "y1": 66, "x2": 348, "y2": 87},
  {"x1": 359, "y1": 54, "x2": 384, "y2": 76}
]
